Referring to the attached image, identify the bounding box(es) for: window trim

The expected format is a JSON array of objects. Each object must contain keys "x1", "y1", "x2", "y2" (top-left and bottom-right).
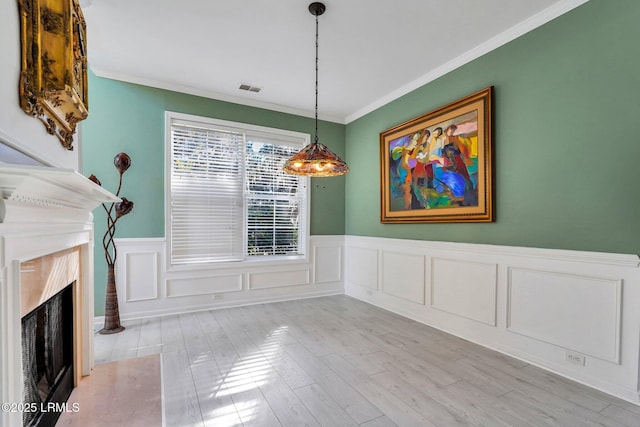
[{"x1": 165, "y1": 111, "x2": 311, "y2": 271}]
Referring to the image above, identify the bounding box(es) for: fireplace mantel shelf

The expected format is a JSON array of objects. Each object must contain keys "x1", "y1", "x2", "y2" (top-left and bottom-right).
[{"x1": 0, "y1": 164, "x2": 118, "y2": 222}]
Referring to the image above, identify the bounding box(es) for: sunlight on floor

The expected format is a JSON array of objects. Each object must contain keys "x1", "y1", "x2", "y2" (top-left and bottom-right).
[
  {"x1": 203, "y1": 325, "x2": 290, "y2": 424},
  {"x1": 201, "y1": 403, "x2": 242, "y2": 427}
]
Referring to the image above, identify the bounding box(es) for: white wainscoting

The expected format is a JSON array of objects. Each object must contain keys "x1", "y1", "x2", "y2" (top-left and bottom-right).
[
  {"x1": 431, "y1": 257, "x2": 498, "y2": 326},
  {"x1": 344, "y1": 235, "x2": 640, "y2": 404},
  {"x1": 123, "y1": 251, "x2": 159, "y2": 302},
  {"x1": 346, "y1": 246, "x2": 378, "y2": 290},
  {"x1": 507, "y1": 267, "x2": 622, "y2": 364},
  {"x1": 108, "y1": 235, "x2": 344, "y2": 319},
  {"x1": 381, "y1": 251, "x2": 425, "y2": 304}
]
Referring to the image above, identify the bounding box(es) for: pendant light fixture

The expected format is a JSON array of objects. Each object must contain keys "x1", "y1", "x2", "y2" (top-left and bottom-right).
[{"x1": 283, "y1": 2, "x2": 349, "y2": 177}]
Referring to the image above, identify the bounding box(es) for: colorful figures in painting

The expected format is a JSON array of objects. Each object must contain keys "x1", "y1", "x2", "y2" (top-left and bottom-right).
[{"x1": 388, "y1": 114, "x2": 479, "y2": 211}]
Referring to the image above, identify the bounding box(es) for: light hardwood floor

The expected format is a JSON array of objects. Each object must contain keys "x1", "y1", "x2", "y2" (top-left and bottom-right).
[{"x1": 94, "y1": 295, "x2": 640, "y2": 427}]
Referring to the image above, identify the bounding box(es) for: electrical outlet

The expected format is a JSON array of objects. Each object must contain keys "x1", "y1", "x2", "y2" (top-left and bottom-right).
[
  {"x1": 565, "y1": 351, "x2": 585, "y2": 366},
  {"x1": 213, "y1": 293, "x2": 224, "y2": 301}
]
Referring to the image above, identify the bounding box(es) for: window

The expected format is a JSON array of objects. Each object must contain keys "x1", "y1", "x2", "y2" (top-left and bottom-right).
[{"x1": 167, "y1": 112, "x2": 309, "y2": 266}]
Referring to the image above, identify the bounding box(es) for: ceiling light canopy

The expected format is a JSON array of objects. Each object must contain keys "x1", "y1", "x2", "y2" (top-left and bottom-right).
[{"x1": 283, "y1": 2, "x2": 349, "y2": 177}]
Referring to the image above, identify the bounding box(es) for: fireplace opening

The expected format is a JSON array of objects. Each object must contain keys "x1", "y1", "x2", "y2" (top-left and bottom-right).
[{"x1": 21, "y1": 283, "x2": 74, "y2": 427}]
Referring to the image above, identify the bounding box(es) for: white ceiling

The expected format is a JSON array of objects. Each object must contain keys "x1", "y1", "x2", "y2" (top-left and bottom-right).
[{"x1": 82, "y1": 0, "x2": 586, "y2": 124}]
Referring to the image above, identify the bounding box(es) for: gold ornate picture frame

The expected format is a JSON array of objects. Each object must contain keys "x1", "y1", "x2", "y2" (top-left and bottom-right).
[
  {"x1": 380, "y1": 87, "x2": 494, "y2": 223},
  {"x1": 18, "y1": 0, "x2": 88, "y2": 150}
]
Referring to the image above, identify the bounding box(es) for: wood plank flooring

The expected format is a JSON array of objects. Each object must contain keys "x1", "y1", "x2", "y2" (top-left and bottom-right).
[{"x1": 93, "y1": 295, "x2": 640, "y2": 427}]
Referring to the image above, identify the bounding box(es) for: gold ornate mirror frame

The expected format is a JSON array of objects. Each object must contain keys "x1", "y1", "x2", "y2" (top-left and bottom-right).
[{"x1": 18, "y1": 0, "x2": 88, "y2": 150}]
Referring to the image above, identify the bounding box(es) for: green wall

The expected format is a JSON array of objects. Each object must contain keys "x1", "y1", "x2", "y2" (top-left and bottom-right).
[
  {"x1": 345, "y1": 0, "x2": 640, "y2": 255},
  {"x1": 82, "y1": 75, "x2": 346, "y2": 315}
]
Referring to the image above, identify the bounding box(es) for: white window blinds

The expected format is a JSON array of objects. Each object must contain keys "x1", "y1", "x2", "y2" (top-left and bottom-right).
[
  {"x1": 170, "y1": 123, "x2": 245, "y2": 264},
  {"x1": 245, "y1": 140, "x2": 305, "y2": 256},
  {"x1": 168, "y1": 114, "x2": 308, "y2": 266}
]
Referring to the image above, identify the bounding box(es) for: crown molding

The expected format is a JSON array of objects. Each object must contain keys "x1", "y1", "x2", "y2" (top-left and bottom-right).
[
  {"x1": 89, "y1": 66, "x2": 345, "y2": 124},
  {"x1": 344, "y1": 0, "x2": 590, "y2": 123}
]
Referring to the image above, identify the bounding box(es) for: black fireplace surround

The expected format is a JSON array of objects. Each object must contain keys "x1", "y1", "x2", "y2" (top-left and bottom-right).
[{"x1": 21, "y1": 284, "x2": 74, "y2": 427}]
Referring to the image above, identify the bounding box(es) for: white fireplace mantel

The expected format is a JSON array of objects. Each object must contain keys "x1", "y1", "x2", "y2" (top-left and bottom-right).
[
  {"x1": 0, "y1": 164, "x2": 118, "y2": 216},
  {"x1": 0, "y1": 164, "x2": 117, "y2": 427}
]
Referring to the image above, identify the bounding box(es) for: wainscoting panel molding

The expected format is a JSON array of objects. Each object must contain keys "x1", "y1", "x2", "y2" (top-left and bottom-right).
[
  {"x1": 248, "y1": 268, "x2": 310, "y2": 290},
  {"x1": 124, "y1": 252, "x2": 159, "y2": 302},
  {"x1": 345, "y1": 246, "x2": 378, "y2": 290},
  {"x1": 381, "y1": 251, "x2": 425, "y2": 304},
  {"x1": 431, "y1": 257, "x2": 497, "y2": 326},
  {"x1": 314, "y1": 245, "x2": 342, "y2": 284},
  {"x1": 167, "y1": 274, "x2": 243, "y2": 297},
  {"x1": 507, "y1": 267, "x2": 621, "y2": 363},
  {"x1": 110, "y1": 235, "x2": 344, "y2": 319},
  {"x1": 344, "y1": 235, "x2": 640, "y2": 405}
]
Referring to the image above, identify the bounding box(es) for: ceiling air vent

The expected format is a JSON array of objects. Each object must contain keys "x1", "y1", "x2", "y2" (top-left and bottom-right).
[{"x1": 239, "y1": 84, "x2": 261, "y2": 93}]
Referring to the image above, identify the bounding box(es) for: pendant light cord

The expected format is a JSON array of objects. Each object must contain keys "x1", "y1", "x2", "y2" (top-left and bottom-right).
[{"x1": 314, "y1": 12, "x2": 319, "y2": 145}]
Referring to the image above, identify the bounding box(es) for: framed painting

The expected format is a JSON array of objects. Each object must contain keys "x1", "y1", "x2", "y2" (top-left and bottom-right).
[{"x1": 380, "y1": 87, "x2": 493, "y2": 223}]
